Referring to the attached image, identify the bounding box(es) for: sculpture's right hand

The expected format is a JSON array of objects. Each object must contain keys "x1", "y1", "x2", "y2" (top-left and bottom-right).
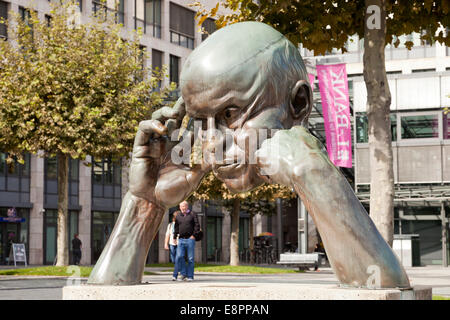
[
  {"x1": 128, "y1": 97, "x2": 210, "y2": 208},
  {"x1": 128, "y1": 98, "x2": 186, "y2": 203}
]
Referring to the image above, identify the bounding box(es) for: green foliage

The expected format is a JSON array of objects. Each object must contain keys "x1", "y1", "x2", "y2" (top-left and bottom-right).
[
  {"x1": 191, "y1": 172, "x2": 295, "y2": 215},
  {"x1": 0, "y1": 0, "x2": 174, "y2": 161},
  {"x1": 193, "y1": 0, "x2": 449, "y2": 55}
]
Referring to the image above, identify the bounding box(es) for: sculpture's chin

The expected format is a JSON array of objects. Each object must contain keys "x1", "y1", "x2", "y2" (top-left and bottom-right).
[{"x1": 215, "y1": 165, "x2": 265, "y2": 193}]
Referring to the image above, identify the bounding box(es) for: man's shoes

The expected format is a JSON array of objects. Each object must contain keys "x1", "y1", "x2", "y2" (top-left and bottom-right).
[
  {"x1": 177, "y1": 275, "x2": 187, "y2": 281},
  {"x1": 172, "y1": 277, "x2": 177, "y2": 281},
  {"x1": 187, "y1": 278, "x2": 194, "y2": 282}
]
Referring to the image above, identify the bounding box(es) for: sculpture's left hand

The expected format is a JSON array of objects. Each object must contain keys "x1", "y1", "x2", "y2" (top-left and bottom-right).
[{"x1": 255, "y1": 126, "x2": 329, "y2": 188}]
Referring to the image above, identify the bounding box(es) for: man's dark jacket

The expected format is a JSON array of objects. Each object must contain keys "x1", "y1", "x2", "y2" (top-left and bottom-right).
[
  {"x1": 72, "y1": 237, "x2": 82, "y2": 250},
  {"x1": 175, "y1": 211, "x2": 200, "y2": 239}
]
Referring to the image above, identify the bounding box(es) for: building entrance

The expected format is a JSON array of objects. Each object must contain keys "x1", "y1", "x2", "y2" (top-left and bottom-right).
[{"x1": 0, "y1": 222, "x2": 21, "y2": 264}]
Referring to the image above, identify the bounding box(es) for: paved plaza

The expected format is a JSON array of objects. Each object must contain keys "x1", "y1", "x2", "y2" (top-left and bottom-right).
[{"x1": 0, "y1": 265, "x2": 448, "y2": 300}]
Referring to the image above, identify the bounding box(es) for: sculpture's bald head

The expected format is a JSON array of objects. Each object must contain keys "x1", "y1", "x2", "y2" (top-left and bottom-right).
[{"x1": 180, "y1": 22, "x2": 312, "y2": 193}]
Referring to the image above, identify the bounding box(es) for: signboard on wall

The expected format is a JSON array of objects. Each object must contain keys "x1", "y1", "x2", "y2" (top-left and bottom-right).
[{"x1": 1, "y1": 208, "x2": 25, "y2": 223}]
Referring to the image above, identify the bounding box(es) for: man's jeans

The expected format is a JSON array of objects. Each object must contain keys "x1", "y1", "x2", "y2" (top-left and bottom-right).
[{"x1": 176, "y1": 238, "x2": 195, "y2": 279}]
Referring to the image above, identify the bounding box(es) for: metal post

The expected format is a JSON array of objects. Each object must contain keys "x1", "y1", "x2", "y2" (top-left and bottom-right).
[
  {"x1": 276, "y1": 198, "x2": 283, "y2": 257},
  {"x1": 442, "y1": 202, "x2": 448, "y2": 268}
]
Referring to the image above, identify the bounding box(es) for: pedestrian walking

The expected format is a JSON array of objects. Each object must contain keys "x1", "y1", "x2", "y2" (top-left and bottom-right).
[
  {"x1": 174, "y1": 201, "x2": 200, "y2": 281},
  {"x1": 72, "y1": 234, "x2": 82, "y2": 265},
  {"x1": 165, "y1": 210, "x2": 180, "y2": 281}
]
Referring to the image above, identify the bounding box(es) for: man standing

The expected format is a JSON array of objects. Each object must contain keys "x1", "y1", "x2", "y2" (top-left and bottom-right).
[
  {"x1": 72, "y1": 234, "x2": 82, "y2": 265},
  {"x1": 174, "y1": 201, "x2": 199, "y2": 281}
]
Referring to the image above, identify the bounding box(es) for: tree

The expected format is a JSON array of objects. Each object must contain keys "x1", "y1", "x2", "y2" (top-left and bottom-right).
[
  {"x1": 0, "y1": 0, "x2": 174, "y2": 265},
  {"x1": 192, "y1": 172, "x2": 294, "y2": 266},
  {"x1": 193, "y1": 0, "x2": 449, "y2": 246}
]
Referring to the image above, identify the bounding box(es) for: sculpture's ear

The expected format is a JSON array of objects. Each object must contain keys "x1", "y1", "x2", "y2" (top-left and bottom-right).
[{"x1": 290, "y1": 80, "x2": 313, "y2": 122}]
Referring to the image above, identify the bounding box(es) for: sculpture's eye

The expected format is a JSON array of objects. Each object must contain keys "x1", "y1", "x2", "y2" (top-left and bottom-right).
[{"x1": 220, "y1": 107, "x2": 240, "y2": 127}]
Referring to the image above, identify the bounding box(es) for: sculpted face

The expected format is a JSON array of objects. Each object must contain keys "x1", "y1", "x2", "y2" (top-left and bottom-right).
[{"x1": 180, "y1": 22, "x2": 312, "y2": 193}]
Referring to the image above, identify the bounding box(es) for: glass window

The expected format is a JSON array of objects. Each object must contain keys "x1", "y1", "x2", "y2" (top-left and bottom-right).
[
  {"x1": 169, "y1": 3, "x2": 195, "y2": 48},
  {"x1": 206, "y1": 216, "x2": 222, "y2": 261},
  {"x1": 400, "y1": 114, "x2": 439, "y2": 139},
  {"x1": 0, "y1": 1, "x2": 7, "y2": 39},
  {"x1": 46, "y1": 157, "x2": 58, "y2": 180},
  {"x1": 356, "y1": 113, "x2": 368, "y2": 143},
  {"x1": 170, "y1": 55, "x2": 179, "y2": 85},
  {"x1": 0, "y1": 153, "x2": 5, "y2": 175},
  {"x1": 92, "y1": 211, "x2": 118, "y2": 262},
  {"x1": 169, "y1": 2, "x2": 194, "y2": 38},
  {"x1": 44, "y1": 210, "x2": 78, "y2": 265},
  {"x1": 44, "y1": 210, "x2": 57, "y2": 265},
  {"x1": 70, "y1": 159, "x2": 79, "y2": 181},
  {"x1": 202, "y1": 18, "x2": 216, "y2": 41},
  {"x1": 356, "y1": 113, "x2": 397, "y2": 143},
  {"x1": 93, "y1": 158, "x2": 104, "y2": 183},
  {"x1": 92, "y1": 157, "x2": 121, "y2": 186},
  {"x1": 444, "y1": 113, "x2": 450, "y2": 139},
  {"x1": 45, "y1": 157, "x2": 78, "y2": 181},
  {"x1": 238, "y1": 217, "x2": 249, "y2": 252},
  {"x1": 145, "y1": 0, "x2": 161, "y2": 38}
]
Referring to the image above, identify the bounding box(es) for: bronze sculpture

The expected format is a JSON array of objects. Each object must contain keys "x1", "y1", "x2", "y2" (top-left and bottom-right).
[{"x1": 87, "y1": 22, "x2": 410, "y2": 289}]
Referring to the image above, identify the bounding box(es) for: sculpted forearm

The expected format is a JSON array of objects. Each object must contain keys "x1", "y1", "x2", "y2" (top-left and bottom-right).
[
  {"x1": 257, "y1": 126, "x2": 410, "y2": 288},
  {"x1": 88, "y1": 191, "x2": 165, "y2": 285}
]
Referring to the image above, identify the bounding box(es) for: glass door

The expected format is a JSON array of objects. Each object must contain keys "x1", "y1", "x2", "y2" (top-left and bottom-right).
[
  {"x1": 44, "y1": 211, "x2": 57, "y2": 265},
  {"x1": 92, "y1": 211, "x2": 117, "y2": 263}
]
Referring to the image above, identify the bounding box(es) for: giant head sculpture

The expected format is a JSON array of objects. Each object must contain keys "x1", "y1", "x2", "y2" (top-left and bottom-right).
[{"x1": 180, "y1": 22, "x2": 312, "y2": 193}]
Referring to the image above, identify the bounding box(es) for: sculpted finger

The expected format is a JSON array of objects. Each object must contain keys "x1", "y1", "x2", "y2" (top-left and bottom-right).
[
  {"x1": 151, "y1": 97, "x2": 186, "y2": 123},
  {"x1": 134, "y1": 120, "x2": 167, "y2": 147},
  {"x1": 172, "y1": 97, "x2": 186, "y2": 119}
]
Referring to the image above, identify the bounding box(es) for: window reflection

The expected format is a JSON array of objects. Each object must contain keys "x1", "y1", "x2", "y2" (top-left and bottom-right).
[
  {"x1": 400, "y1": 114, "x2": 439, "y2": 139},
  {"x1": 356, "y1": 113, "x2": 397, "y2": 143},
  {"x1": 444, "y1": 113, "x2": 450, "y2": 139}
]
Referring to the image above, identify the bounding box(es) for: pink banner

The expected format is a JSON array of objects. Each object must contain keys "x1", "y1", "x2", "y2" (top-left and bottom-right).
[
  {"x1": 317, "y1": 63, "x2": 352, "y2": 168},
  {"x1": 308, "y1": 73, "x2": 315, "y2": 91}
]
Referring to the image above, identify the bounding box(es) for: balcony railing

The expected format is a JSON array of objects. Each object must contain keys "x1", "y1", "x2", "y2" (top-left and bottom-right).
[{"x1": 170, "y1": 30, "x2": 194, "y2": 49}]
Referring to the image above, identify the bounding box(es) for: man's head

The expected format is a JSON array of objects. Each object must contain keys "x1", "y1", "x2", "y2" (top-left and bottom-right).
[
  {"x1": 172, "y1": 210, "x2": 180, "y2": 222},
  {"x1": 180, "y1": 22, "x2": 312, "y2": 193},
  {"x1": 179, "y1": 201, "x2": 189, "y2": 214}
]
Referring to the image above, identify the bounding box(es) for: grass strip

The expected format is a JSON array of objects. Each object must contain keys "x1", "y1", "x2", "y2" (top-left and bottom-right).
[
  {"x1": 0, "y1": 266, "x2": 93, "y2": 277},
  {"x1": 146, "y1": 263, "x2": 302, "y2": 274},
  {"x1": 432, "y1": 295, "x2": 450, "y2": 300}
]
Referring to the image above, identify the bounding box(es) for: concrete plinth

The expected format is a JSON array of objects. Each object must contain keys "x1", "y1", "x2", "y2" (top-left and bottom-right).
[{"x1": 63, "y1": 283, "x2": 431, "y2": 300}]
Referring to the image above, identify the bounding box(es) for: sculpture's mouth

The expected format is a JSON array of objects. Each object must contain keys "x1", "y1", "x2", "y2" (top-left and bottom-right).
[{"x1": 215, "y1": 163, "x2": 245, "y2": 175}]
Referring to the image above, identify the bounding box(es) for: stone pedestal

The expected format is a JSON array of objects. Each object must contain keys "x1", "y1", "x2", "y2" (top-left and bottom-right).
[{"x1": 63, "y1": 283, "x2": 431, "y2": 300}]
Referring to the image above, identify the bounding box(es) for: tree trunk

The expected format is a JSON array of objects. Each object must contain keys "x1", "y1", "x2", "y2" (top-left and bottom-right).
[
  {"x1": 249, "y1": 213, "x2": 254, "y2": 264},
  {"x1": 229, "y1": 198, "x2": 240, "y2": 266},
  {"x1": 363, "y1": 0, "x2": 394, "y2": 246},
  {"x1": 56, "y1": 153, "x2": 69, "y2": 266}
]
